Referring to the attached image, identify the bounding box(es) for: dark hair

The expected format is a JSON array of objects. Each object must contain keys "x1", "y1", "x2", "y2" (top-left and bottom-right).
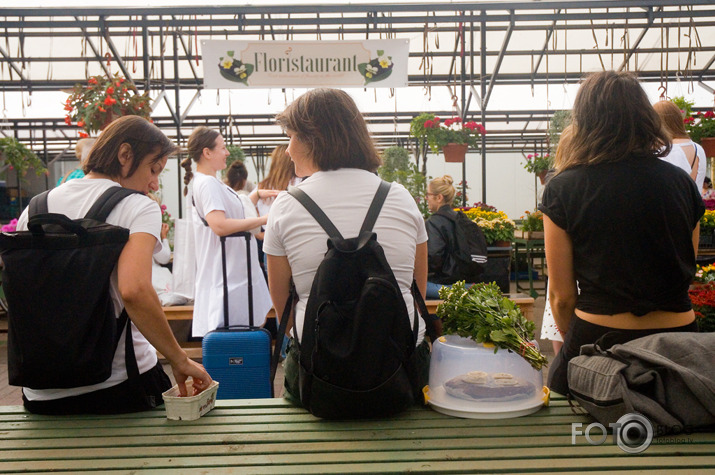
[
  {"x1": 84, "y1": 116, "x2": 177, "y2": 177},
  {"x1": 275, "y1": 88, "x2": 381, "y2": 172},
  {"x1": 181, "y1": 126, "x2": 221, "y2": 195},
  {"x1": 558, "y1": 71, "x2": 670, "y2": 172},
  {"x1": 654, "y1": 100, "x2": 689, "y2": 140},
  {"x1": 225, "y1": 160, "x2": 248, "y2": 191}
]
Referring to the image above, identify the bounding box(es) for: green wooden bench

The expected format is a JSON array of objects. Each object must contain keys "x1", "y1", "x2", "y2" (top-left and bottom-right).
[{"x1": 1, "y1": 394, "x2": 713, "y2": 473}]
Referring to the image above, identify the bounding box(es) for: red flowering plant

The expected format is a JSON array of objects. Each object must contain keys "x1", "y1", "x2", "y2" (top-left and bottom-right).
[
  {"x1": 409, "y1": 113, "x2": 486, "y2": 154},
  {"x1": 688, "y1": 283, "x2": 715, "y2": 332},
  {"x1": 684, "y1": 109, "x2": 715, "y2": 144},
  {"x1": 64, "y1": 72, "x2": 152, "y2": 135},
  {"x1": 522, "y1": 153, "x2": 551, "y2": 175},
  {"x1": 672, "y1": 97, "x2": 715, "y2": 144}
]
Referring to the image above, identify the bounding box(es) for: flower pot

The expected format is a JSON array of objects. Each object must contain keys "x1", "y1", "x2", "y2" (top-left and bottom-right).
[
  {"x1": 491, "y1": 240, "x2": 512, "y2": 248},
  {"x1": 701, "y1": 137, "x2": 715, "y2": 159},
  {"x1": 100, "y1": 112, "x2": 121, "y2": 131},
  {"x1": 442, "y1": 143, "x2": 468, "y2": 163},
  {"x1": 537, "y1": 170, "x2": 548, "y2": 185}
]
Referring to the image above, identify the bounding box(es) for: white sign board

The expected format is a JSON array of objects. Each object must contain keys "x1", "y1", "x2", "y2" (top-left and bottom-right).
[{"x1": 202, "y1": 39, "x2": 409, "y2": 89}]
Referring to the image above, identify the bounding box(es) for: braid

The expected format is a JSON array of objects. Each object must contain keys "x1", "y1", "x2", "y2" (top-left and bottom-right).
[{"x1": 181, "y1": 155, "x2": 194, "y2": 196}]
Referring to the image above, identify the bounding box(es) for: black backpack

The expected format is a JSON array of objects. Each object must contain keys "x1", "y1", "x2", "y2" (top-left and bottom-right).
[
  {"x1": 286, "y1": 181, "x2": 425, "y2": 419},
  {"x1": 0, "y1": 187, "x2": 139, "y2": 389},
  {"x1": 434, "y1": 208, "x2": 488, "y2": 283}
]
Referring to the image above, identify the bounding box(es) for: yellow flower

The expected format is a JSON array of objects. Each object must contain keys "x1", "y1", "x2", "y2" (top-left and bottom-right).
[{"x1": 221, "y1": 58, "x2": 233, "y2": 69}]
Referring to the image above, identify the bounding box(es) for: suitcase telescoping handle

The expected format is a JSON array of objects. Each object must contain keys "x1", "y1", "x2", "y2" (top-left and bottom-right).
[{"x1": 220, "y1": 231, "x2": 253, "y2": 329}]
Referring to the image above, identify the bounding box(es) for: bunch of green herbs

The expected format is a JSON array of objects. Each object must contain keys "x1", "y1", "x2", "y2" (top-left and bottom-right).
[{"x1": 437, "y1": 281, "x2": 549, "y2": 371}]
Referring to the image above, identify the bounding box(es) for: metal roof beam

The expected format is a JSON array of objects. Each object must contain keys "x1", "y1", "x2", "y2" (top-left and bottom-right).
[
  {"x1": 618, "y1": 6, "x2": 657, "y2": 72},
  {"x1": 530, "y1": 10, "x2": 560, "y2": 85},
  {"x1": 482, "y1": 11, "x2": 514, "y2": 110},
  {"x1": 2, "y1": 1, "x2": 715, "y2": 18},
  {"x1": 0, "y1": 44, "x2": 28, "y2": 83},
  {"x1": 99, "y1": 16, "x2": 134, "y2": 84},
  {"x1": 74, "y1": 16, "x2": 113, "y2": 78}
]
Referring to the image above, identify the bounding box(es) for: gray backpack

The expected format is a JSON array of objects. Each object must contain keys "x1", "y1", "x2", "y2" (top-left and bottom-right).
[{"x1": 567, "y1": 332, "x2": 715, "y2": 431}]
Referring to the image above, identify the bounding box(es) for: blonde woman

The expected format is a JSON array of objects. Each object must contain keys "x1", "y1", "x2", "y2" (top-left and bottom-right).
[
  {"x1": 654, "y1": 100, "x2": 706, "y2": 190},
  {"x1": 424, "y1": 175, "x2": 459, "y2": 298}
]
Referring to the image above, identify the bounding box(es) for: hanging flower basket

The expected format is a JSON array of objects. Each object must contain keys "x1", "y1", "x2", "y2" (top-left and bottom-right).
[
  {"x1": 701, "y1": 137, "x2": 715, "y2": 159},
  {"x1": 442, "y1": 143, "x2": 468, "y2": 163},
  {"x1": 538, "y1": 170, "x2": 548, "y2": 185},
  {"x1": 64, "y1": 72, "x2": 152, "y2": 136}
]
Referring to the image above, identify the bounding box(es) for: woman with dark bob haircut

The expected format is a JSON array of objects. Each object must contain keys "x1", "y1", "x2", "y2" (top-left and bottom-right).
[
  {"x1": 539, "y1": 71, "x2": 703, "y2": 395},
  {"x1": 263, "y1": 88, "x2": 429, "y2": 408},
  {"x1": 17, "y1": 116, "x2": 211, "y2": 414}
]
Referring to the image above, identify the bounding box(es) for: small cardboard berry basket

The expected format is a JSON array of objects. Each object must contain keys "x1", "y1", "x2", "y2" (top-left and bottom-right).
[{"x1": 162, "y1": 379, "x2": 219, "y2": 421}]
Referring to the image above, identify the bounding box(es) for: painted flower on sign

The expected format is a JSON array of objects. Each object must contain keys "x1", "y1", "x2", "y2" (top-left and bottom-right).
[
  {"x1": 218, "y1": 51, "x2": 255, "y2": 86},
  {"x1": 358, "y1": 50, "x2": 394, "y2": 85}
]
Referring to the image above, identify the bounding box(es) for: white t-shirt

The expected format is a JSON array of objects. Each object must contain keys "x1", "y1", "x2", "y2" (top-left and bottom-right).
[
  {"x1": 256, "y1": 177, "x2": 303, "y2": 218},
  {"x1": 263, "y1": 169, "x2": 428, "y2": 343},
  {"x1": 18, "y1": 178, "x2": 162, "y2": 401},
  {"x1": 660, "y1": 141, "x2": 706, "y2": 190},
  {"x1": 191, "y1": 171, "x2": 271, "y2": 336}
]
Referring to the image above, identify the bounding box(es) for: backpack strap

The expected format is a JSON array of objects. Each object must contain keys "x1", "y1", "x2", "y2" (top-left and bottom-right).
[
  {"x1": 412, "y1": 280, "x2": 442, "y2": 342},
  {"x1": 359, "y1": 180, "x2": 391, "y2": 234},
  {"x1": 28, "y1": 190, "x2": 51, "y2": 217},
  {"x1": 85, "y1": 187, "x2": 142, "y2": 222}
]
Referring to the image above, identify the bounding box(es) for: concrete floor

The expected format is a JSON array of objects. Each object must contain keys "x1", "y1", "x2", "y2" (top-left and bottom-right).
[{"x1": 0, "y1": 285, "x2": 554, "y2": 406}]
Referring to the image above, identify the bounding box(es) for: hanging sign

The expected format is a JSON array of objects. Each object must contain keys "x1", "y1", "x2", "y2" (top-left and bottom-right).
[{"x1": 201, "y1": 39, "x2": 409, "y2": 89}]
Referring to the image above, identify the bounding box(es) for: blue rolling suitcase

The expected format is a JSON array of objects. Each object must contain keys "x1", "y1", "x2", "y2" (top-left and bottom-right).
[{"x1": 202, "y1": 232, "x2": 273, "y2": 399}]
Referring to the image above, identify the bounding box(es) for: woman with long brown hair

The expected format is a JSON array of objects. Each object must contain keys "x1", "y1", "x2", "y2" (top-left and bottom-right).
[
  {"x1": 654, "y1": 99, "x2": 706, "y2": 190},
  {"x1": 540, "y1": 71, "x2": 702, "y2": 395},
  {"x1": 181, "y1": 127, "x2": 278, "y2": 337}
]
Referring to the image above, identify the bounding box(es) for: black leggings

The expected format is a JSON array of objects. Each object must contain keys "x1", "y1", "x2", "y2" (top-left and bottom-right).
[
  {"x1": 23, "y1": 362, "x2": 171, "y2": 415},
  {"x1": 547, "y1": 316, "x2": 699, "y2": 396}
]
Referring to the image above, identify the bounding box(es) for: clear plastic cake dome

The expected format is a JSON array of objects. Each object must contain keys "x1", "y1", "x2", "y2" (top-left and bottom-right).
[{"x1": 427, "y1": 334, "x2": 549, "y2": 419}]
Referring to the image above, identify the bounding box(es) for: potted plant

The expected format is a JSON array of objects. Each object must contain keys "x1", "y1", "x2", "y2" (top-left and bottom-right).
[
  {"x1": 700, "y1": 209, "x2": 715, "y2": 247},
  {"x1": 522, "y1": 153, "x2": 552, "y2": 184},
  {"x1": 673, "y1": 96, "x2": 715, "y2": 158},
  {"x1": 694, "y1": 264, "x2": 715, "y2": 285},
  {"x1": 64, "y1": 72, "x2": 152, "y2": 136},
  {"x1": 378, "y1": 146, "x2": 428, "y2": 216},
  {"x1": 688, "y1": 283, "x2": 715, "y2": 332},
  {"x1": 410, "y1": 113, "x2": 486, "y2": 163},
  {"x1": 437, "y1": 281, "x2": 549, "y2": 370},
  {"x1": 516, "y1": 209, "x2": 544, "y2": 240},
  {"x1": 685, "y1": 110, "x2": 715, "y2": 158},
  {"x1": 222, "y1": 144, "x2": 246, "y2": 179},
  {"x1": 0, "y1": 137, "x2": 48, "y2": 180},
  {"x1": 463, "y1": 207, "x2": 516, "y2": 246}
]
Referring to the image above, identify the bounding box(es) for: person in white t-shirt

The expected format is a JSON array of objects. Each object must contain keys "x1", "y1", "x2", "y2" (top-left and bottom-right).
[
  {"x1": 180, "y1": 128, "x2": 279, "y2": 337},
  {"x1": 263, "y1": 88, "x2": 429, "y2": 404},
  {"x1": 654, "y1": 100, "x2": 706, "y2": 190},
  {"x1": 18, "y1": 116, "x2": 211, "y2": 415}
]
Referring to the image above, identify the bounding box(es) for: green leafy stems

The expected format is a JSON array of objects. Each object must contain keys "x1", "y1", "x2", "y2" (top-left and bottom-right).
[{"x1": 437, "y1": 281, "x2": 549, "y2": 371}]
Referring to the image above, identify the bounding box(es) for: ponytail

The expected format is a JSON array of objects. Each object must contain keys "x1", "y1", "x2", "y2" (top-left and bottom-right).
[{"x1": 181, "y1": 155, "x2": 194, "y2": 196}]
